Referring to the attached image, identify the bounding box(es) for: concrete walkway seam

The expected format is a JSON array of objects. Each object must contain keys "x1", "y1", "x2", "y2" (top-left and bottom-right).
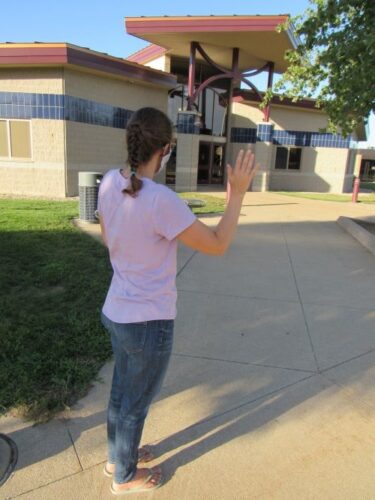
[{"x1": 281, "y1": 225, "x2": 321, "y2": 373}]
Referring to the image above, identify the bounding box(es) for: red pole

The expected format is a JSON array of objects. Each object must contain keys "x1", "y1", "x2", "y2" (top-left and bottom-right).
[
  {"x1": 187, "y1": 42, "x2": 196, "y2": 111},
  {"x1": 352, "y1": 177, "x2": 361, "y2": 203}
]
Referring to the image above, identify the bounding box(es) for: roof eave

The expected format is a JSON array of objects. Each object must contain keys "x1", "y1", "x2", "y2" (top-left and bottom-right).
[{"x1": 0, "y1": 43, "x2": 176, "y2": 90}]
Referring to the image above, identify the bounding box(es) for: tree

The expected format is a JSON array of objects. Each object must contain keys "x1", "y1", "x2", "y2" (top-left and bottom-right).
[{"x1": 263, "y1": 0, "x2": 375, "y2": 137}]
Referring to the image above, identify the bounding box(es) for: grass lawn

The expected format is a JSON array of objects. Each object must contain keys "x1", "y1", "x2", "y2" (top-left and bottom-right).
[
  {"x1": 0, "y1": 198, "x2": 112, "y2": 421},
  {"x1": 179, "y1": 192, "x2": 226, "y2": 214},
  {"x1": 0, "y1": 193, "x2": 225, "y2": 421},
  {"x1": 275, "y1": 191, "x2": 375, "y2": 204}
]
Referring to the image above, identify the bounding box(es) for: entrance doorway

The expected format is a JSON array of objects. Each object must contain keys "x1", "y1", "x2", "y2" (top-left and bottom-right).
[
  {"x1": 360, "y1": 159, "x2": 375, "y2": 181},
  {"x1": 197, "y1": 141, "x2": 225, "y2": 185}
]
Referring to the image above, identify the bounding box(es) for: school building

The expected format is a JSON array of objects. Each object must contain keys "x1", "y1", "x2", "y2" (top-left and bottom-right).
[{"x1": 0, "y1": 15, "x2": 369, "y2": 197}]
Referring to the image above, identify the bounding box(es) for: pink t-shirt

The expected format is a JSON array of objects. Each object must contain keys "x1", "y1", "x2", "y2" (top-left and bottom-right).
[{"x1": 98, "y1": 169, "x2": 196, "y2": 323}]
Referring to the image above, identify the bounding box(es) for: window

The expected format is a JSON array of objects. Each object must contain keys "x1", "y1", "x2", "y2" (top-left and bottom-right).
[
  {"x1": 275, "y1": 147, "x2": 302, "y2": 170},
  {"x1": 0, "y1": 120, "x2": 32, "y2": 159}
]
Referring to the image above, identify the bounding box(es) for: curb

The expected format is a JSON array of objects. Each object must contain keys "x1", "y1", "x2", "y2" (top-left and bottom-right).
[
  {"x1": 0, "y1": 433, "x2": 18, "y2": 487},
  {"x1": 337, "y1": 216, "x2": 375, "y2": 256}
]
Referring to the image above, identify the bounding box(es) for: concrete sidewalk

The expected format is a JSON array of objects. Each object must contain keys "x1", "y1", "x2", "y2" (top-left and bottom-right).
[{"x1": 1, "y1": 192, "x2": 375, "y2": 499}]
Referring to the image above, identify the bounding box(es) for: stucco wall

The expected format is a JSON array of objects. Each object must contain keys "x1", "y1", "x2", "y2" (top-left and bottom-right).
[
  {"x1": 145, "y1": 55, "x2": 171, "y2": 73},
  {"x1": 64, "y1": 68, "x2": 168, "y2": 109},
  {"x1": 231, "y1": 101, "x2": 329, "y2": 132},
  {"x1": 269, "y1": 106, "x2": 328, "y2": 132},
  {"x1": 0, "y1": 68, "x2": 64, "y2": 94}
]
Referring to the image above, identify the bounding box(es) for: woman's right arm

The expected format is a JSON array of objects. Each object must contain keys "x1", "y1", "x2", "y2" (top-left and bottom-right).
[{"x1": 177, "y1": 149, "x2": 258, "y2": 256}]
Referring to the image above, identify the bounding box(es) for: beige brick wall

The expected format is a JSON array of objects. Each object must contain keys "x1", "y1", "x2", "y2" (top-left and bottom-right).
[
  {"x1": 227, "y1": 142, "x2": 265, "y2": 190},
  {"x1": 64, "y1": 69, "x2": 170, "y2": 196},
  {"x1": 0, "y1": 69, "x2": 66, "y2": 196},
  {"x1": 269, "y1": 147, "x2": 350, "y2": 193},
  {"x1": 0, "y1": 68, "x2": 64, "y2": 93},
  {"x1": 0, "y1": 119, "x2": 66, "y2": 197},
  {"x1": 64, "y1": 68, "x2": 168, "y2": 110},
  {"x1": 0, "y1": 67, "x2": 170, "y2": 197},
  {"x1": 231, "y1": 101, "x2": 350, "y2": 192},
  {"x1": 175, "y1": 133, "x2": 200, "y2": 192},
  {"x1": 0, "y1": 163, "x2": 66, "y2": 197},
  {"x1": 65, "y1": 121, "x2": 125, "y2": 196}
]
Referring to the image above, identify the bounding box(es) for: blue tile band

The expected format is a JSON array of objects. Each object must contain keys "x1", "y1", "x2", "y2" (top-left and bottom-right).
[
  {"x1": 231, "y1": 126, "x2": 351, "y2": 149},
  {"x1": 257, "y1": 123, "x2": 273, "y2": 142},
  {"x1": 272, "y1": 129, "x2": 351, "y2": 148},
  {"x1": 230, "y1": 127, "x2": 257, "y2": 143},
  {"x1": 177, "y1": 113, "x2": 200, "y2": 134},
  {"x1": 0, "y1": 91, "x2": 132, "y2": 129}
]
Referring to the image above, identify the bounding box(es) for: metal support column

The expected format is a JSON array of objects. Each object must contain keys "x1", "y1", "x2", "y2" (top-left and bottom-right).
[
  {"x1": 187, "y1": 42, "x2": 197, "y2": 111},
  {"x1": 263, "y1": 62, "x2": 274, "y2": 122}
]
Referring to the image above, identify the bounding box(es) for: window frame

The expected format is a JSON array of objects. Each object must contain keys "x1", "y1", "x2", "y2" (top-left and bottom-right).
[
  {"x1": 274, "y1": 146, "x2": 302, "y2": 172},
  {"x1": 0, "y1": 119, "x2": 33, "y2": 160}
]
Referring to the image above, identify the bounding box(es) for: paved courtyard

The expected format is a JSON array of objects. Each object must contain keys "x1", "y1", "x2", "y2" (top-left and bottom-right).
[{"x1": 1, "y1": 192, "x2": 375, "y2": 499}]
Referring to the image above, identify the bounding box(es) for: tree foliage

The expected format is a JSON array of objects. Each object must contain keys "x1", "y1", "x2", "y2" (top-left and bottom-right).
[{"x1": 263, "y1": 0, "x2": 375, "y2": 137}]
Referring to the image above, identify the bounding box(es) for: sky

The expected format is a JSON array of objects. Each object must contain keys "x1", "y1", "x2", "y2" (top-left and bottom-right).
[{"x1": 2, "y1": 0, "x2": 374, "y2": 146}]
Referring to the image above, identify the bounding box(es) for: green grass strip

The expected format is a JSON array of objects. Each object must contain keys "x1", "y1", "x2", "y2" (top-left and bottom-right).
[
  {"x1": 275, "y1": 191, "x2": 375, "y2": 204},
  {"x1": 178, "y1": 193, "x2": 226, "y2": 214},
  {"x1": 0, "y1": 199, "x2": 112, "y2": 421}
]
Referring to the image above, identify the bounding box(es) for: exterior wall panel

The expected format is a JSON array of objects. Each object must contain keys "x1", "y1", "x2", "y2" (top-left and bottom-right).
[{"x1": 64, "y1": 69, "x2": 169, "y2": 196}]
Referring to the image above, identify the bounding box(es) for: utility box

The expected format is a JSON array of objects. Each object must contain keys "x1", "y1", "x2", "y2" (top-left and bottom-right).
[{"x1": 78, "y1": 172, "x2": 103, "y2": 222}]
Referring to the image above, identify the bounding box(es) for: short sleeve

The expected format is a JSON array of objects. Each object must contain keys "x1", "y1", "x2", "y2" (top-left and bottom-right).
[{"x1": 152, "y1": 187, "x2": 196, "y2": 241}]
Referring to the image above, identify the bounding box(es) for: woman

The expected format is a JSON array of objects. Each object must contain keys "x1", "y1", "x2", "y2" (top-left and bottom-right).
[{"x1": 98, "y1": 107, "x2": 258, "y2": 495}]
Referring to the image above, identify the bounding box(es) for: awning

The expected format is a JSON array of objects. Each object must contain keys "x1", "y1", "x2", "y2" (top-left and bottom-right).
[{"x1": 125, "y1": 15, "x2": 298, "y2": 73}]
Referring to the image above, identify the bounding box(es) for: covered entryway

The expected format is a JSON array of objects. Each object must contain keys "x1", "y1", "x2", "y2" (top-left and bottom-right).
[{"x1": 198, "y1": 138, "x2": 226, "y2": 185}]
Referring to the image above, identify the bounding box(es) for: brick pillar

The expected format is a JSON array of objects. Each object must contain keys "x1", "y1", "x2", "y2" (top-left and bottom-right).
[{"x1": 253, "y1": 123, "x2": 274, "y2": 191}]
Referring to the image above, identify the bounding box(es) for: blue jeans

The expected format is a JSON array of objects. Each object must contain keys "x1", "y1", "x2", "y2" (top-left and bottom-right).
[{"x1": 101, "y1": 313, "x2": 174, "y2": 484}]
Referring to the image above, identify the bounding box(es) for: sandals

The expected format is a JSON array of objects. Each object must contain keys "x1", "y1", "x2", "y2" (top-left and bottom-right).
[
  {"x1": 110, "y1": 467, "x2": 162, "y2": 496},
  {"x1": 103, "y1": 446, "x2": 154, "y2": 477}
]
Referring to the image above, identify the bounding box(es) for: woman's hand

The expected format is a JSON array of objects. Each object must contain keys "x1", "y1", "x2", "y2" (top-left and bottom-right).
[{"x1": 227, "y1": 149, "x2": 259, "y2": 196}]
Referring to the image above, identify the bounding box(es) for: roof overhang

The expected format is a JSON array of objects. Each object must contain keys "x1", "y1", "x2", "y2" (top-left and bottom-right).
[
  {"x1": 125, "y1": 15, "x2": 298, "y2": 73},
  {"x1": 233, "y1": 89, "x2": 323, "y2": 112},
  {"x1": 0, "y1": 43, "x2": 176, "y2": 89}
]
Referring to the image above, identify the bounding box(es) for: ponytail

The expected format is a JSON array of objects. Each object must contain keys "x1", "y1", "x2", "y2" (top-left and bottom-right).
[{"x1": 122, "y1": 171, "x2": 143, "y2": 198}]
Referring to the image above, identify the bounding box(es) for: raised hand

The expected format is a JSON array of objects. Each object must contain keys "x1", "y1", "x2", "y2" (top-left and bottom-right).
[{"x1": 227, "y1": 149, "x2": 259, "y2": 196}]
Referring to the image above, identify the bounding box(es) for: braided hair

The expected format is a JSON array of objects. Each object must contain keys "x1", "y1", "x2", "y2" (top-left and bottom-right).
[{"x1": 123, "y1": 107, "x2": 172, "y2": 197}]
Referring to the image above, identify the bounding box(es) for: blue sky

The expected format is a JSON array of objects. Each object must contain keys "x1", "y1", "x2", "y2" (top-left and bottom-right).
[{"x1": 2, "y1": 0, "x2": 374, "y2": 145}]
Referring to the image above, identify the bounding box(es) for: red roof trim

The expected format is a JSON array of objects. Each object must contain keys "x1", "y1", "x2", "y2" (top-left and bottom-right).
[
  {"x1": 0, "y1": 44, "x2": 176, "y2": 89},
  {"x1": 127, "y1": 44, "x2": 167, "y2": 63},
  {"x1": 66, "y1": 47, "x2": 175, "y2": 88},
  {"x1": 0, "y1": 46, "x2": 69, "y2": 64}
]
